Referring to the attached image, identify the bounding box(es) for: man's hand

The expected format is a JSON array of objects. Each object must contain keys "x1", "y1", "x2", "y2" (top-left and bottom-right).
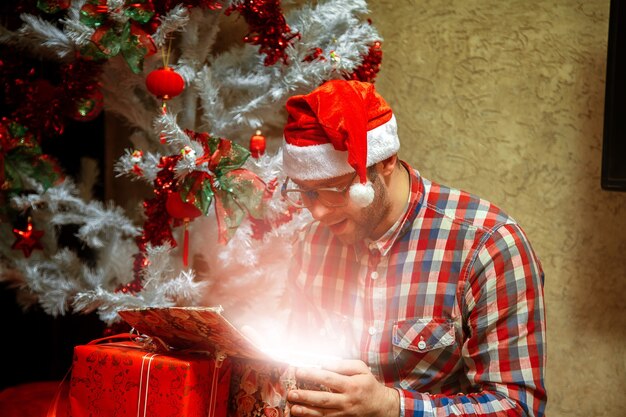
[{"x1": 287, "y1": 359, "x2": 400, "y2": 417}]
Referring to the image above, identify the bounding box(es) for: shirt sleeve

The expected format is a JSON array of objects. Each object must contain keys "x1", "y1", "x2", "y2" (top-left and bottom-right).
[{"x1": 398, "y1": 223, "x2": 547, "y2": 417}]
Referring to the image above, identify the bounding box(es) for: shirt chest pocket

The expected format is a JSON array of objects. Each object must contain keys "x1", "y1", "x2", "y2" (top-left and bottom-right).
[{"x1": 391, "y1": 318, "x2": 459, "y2": 387}]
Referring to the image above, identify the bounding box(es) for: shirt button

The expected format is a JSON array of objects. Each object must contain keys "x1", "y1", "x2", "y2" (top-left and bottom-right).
[
  {"x1": 368, "y1": 326, "x2": 377, "y2": 335},
  {"x1": 371, "y1": 271, "x2": 379, "y2": 280},
  {"x1": 417, "y1": 340, "x2": 427, "y2": 350}
]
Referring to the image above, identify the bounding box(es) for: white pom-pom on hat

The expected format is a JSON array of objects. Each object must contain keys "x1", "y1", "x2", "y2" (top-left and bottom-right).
[{"x1": 349, "y1": 181, "x2": 375, "y2": 207}]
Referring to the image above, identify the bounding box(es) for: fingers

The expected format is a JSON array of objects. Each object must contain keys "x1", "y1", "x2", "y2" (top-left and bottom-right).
[
  {"x1": 295, "y1": 359, "x2": 371, "y2": 393},
  {"x1": 320, "y1": 359, "x2": 370, "y2": 376},
  {"x1": 296, "y1": 359, "x2": 369, "y2": 382},
  {"x1": 288, "y1": 388, "x2": 337, "y2": 408},
  {"x1": 295, "y1": 367, "x2": 344, "y2": 392},
  {"x1": 289, "y1": 403, "x2": 340, "y2": 417},
  {"x1": 288, "y1": 389, "x2": 342, "y2": 417}
]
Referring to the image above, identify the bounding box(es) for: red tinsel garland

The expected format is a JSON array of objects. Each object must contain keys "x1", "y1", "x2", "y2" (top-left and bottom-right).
[
  {"x1": 118, "y1": 155, "x2": 180, "y2": 293},
  {"x1": 118, "y1": 252, "x2": 148, "y2": 294},
  {"x1": 0, "y1": 46, "x2": 103, "y2": 139},
  {"x1": 225, "y1": 0, "x2": 299, "y2": 66},
  {"x1": 303, "y1": 47, "x2": 325, "y2": 63},
  {"x1": 136, "y1": 155, "x2": 180, "y2": 252},
  {"x1": 346, "y1": 41, "x2": 383, "y2": 83}
]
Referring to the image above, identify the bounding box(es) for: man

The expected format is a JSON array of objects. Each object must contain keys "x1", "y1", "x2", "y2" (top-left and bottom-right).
[{"x1": 280, "y1": 80, "x2": 546, "y2": 417}]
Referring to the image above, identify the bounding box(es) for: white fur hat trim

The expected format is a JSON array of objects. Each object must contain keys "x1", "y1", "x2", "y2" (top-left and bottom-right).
[{"x1": 282, "y1": 115, "x2": 399, "y2": 181}]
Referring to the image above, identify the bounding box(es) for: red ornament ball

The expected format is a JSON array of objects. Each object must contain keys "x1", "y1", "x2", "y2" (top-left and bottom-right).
[
  {"x1": 165, "y1": 191, "x2": 202, "y2": 220},
  {"x1": 145, "y1": 67, "x2": 185, "y2": 100}
]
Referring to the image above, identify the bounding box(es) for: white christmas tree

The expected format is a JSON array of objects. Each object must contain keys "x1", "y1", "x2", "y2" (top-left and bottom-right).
[{"x1": 0, "y1": 0, "x2": 382, "y2": 332}]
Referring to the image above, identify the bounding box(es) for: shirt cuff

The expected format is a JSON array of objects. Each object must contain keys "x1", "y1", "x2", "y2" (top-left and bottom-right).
[{"x1": 395, "y1": 388, "x2": 435, "y2": 417}]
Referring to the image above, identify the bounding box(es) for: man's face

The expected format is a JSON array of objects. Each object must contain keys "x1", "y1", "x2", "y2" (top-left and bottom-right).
[{"x1": 294, "y1": 168, "x2": 392, "y2": 245}]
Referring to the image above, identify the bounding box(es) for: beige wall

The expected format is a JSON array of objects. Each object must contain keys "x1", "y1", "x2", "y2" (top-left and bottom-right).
[{"x1": 369, "y1": 0, "x2": 625, "y2": 415}]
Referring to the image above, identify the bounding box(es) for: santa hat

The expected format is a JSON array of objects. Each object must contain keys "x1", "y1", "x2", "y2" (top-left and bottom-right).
[{"x1": 282, "y1": 80, "x2": 399, "y2": 207}]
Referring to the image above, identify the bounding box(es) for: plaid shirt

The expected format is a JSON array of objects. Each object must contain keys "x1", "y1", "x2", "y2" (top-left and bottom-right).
[{"x1": 287, "y1": 162, "x2": 547, "y2": 417}]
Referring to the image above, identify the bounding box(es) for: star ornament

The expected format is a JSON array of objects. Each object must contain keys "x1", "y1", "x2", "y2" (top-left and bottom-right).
[{"x1": 11, "y1": 221, "x2": 44, "y2": 257}]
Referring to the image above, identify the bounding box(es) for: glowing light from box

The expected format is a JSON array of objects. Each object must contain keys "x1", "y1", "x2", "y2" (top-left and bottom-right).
[
  {"x1": 240, "y1": 324, "x2": 345, "y2": 367},
  {"x1": 262, "y1": 347, "x2": 342, "y2": 368}
]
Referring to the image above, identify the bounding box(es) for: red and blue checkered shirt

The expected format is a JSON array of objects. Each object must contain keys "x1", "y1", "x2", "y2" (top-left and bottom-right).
[{"x1": 287, "y1": 162, "x2": 547, "y2": 417}]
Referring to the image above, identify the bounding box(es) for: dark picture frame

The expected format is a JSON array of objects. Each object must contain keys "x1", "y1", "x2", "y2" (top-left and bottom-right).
[{"x1": 602, "y1": 0, "x2": 626, "y2": 191}]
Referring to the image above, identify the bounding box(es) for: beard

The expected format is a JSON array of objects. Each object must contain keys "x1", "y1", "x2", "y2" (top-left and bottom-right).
[{"x1": 340, "y1": 171, "x2": 393, "y2": 244}]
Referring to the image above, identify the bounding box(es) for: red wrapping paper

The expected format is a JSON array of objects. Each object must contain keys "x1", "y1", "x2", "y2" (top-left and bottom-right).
[
  {"x1": 69, "y1": 342, "x2": 231, "y2": 417},
  {"x1": 228, "y1": 359, "x2": 292, "y2": 417}
]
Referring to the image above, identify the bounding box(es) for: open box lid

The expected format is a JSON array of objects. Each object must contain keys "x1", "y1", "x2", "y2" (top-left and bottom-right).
[{"x1": 118, "y1": 306, "x2": 274, "y2": 362}]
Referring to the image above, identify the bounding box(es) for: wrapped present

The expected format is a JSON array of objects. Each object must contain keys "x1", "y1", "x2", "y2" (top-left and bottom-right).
[
  {"x1": 69, "y1": 337, "x2": 231, "y2": 417},
  {"x1": 116, "y1": 307, "x2": 333, "y2": 417},
  {"x1": 117, "y1": 307, "x2": 292, "y2": 417}
]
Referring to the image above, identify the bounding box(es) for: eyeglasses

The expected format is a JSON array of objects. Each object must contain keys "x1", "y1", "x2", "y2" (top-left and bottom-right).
[{"x1": 281, "y1": 173, "x2": 358, "y2": 209}]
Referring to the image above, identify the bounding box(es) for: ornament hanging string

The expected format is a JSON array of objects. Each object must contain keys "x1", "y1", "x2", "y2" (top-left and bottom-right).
[
  {"x1": 160, "y1": 36, "x2": 172, "y2": 116},
  {"x1": 165, "y1": 190, "x2": 202, "y2": 267},
  {"x1": 161, "y1": 37, "x2": 173, "y2": 116}
]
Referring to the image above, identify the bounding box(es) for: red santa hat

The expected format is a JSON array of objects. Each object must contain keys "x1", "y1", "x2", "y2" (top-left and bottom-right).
[{"x1": 282, "y1": 80, "x2": 399, "y2": 207}]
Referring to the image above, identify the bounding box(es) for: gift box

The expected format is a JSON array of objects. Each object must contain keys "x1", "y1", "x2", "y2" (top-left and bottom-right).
[
  {"x1": 117, "y1": 307, "x2": 295, "y2": 417},
  {"x1": 116, "y1": 307, "x2": 331, "y2": 417},
  {"x1": 69, "y1": 340, "x2": 231, "y2": 417}
]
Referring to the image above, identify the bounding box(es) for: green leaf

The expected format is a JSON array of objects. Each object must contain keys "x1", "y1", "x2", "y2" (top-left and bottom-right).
[
  {"x1": 31, "y1": 157, "x2": 61, "y2": 190},
  {"x1": 124, "y1": 0, "x2": 155, "y2": 24},
  {"x1": 37, "y1": 0, "x2": 70, "y2": 14},
  {"x1": 79, "y1": 41, "x2": 109, "y2": 61},
  {"x1": 120, "y1": 22, "x2": 148, "y2": 74},
  {"x1": 94, "y1": 26, "x2": 122, "y2": 57},
  {"x1": 3, "y1": 160, "x2": 24, "y2": 191},
  {"x1": 4, "y1": 152, "x2": 61, "y2": 193},
  {"x1": 7, "y1": 122, "x2": 30, "y2": 140},
  {"x1": 179, "y1": 173, "x2": 214, "y2": 216},
  {"x1": 80, "y1": 0, "x2": 108, "y2": 28},
  {"x1": 214, "y1": 188, "x2": 247, "y2": 241},
  {"x1": 215, "y1": 141, "x2": 250, "y2": 175},
  {"x1": 220, "y1": 170, "x2": 266, "y2": 219},
  {"x1": 193, "y1": 181, "x2": 215, "y2": 215}
]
